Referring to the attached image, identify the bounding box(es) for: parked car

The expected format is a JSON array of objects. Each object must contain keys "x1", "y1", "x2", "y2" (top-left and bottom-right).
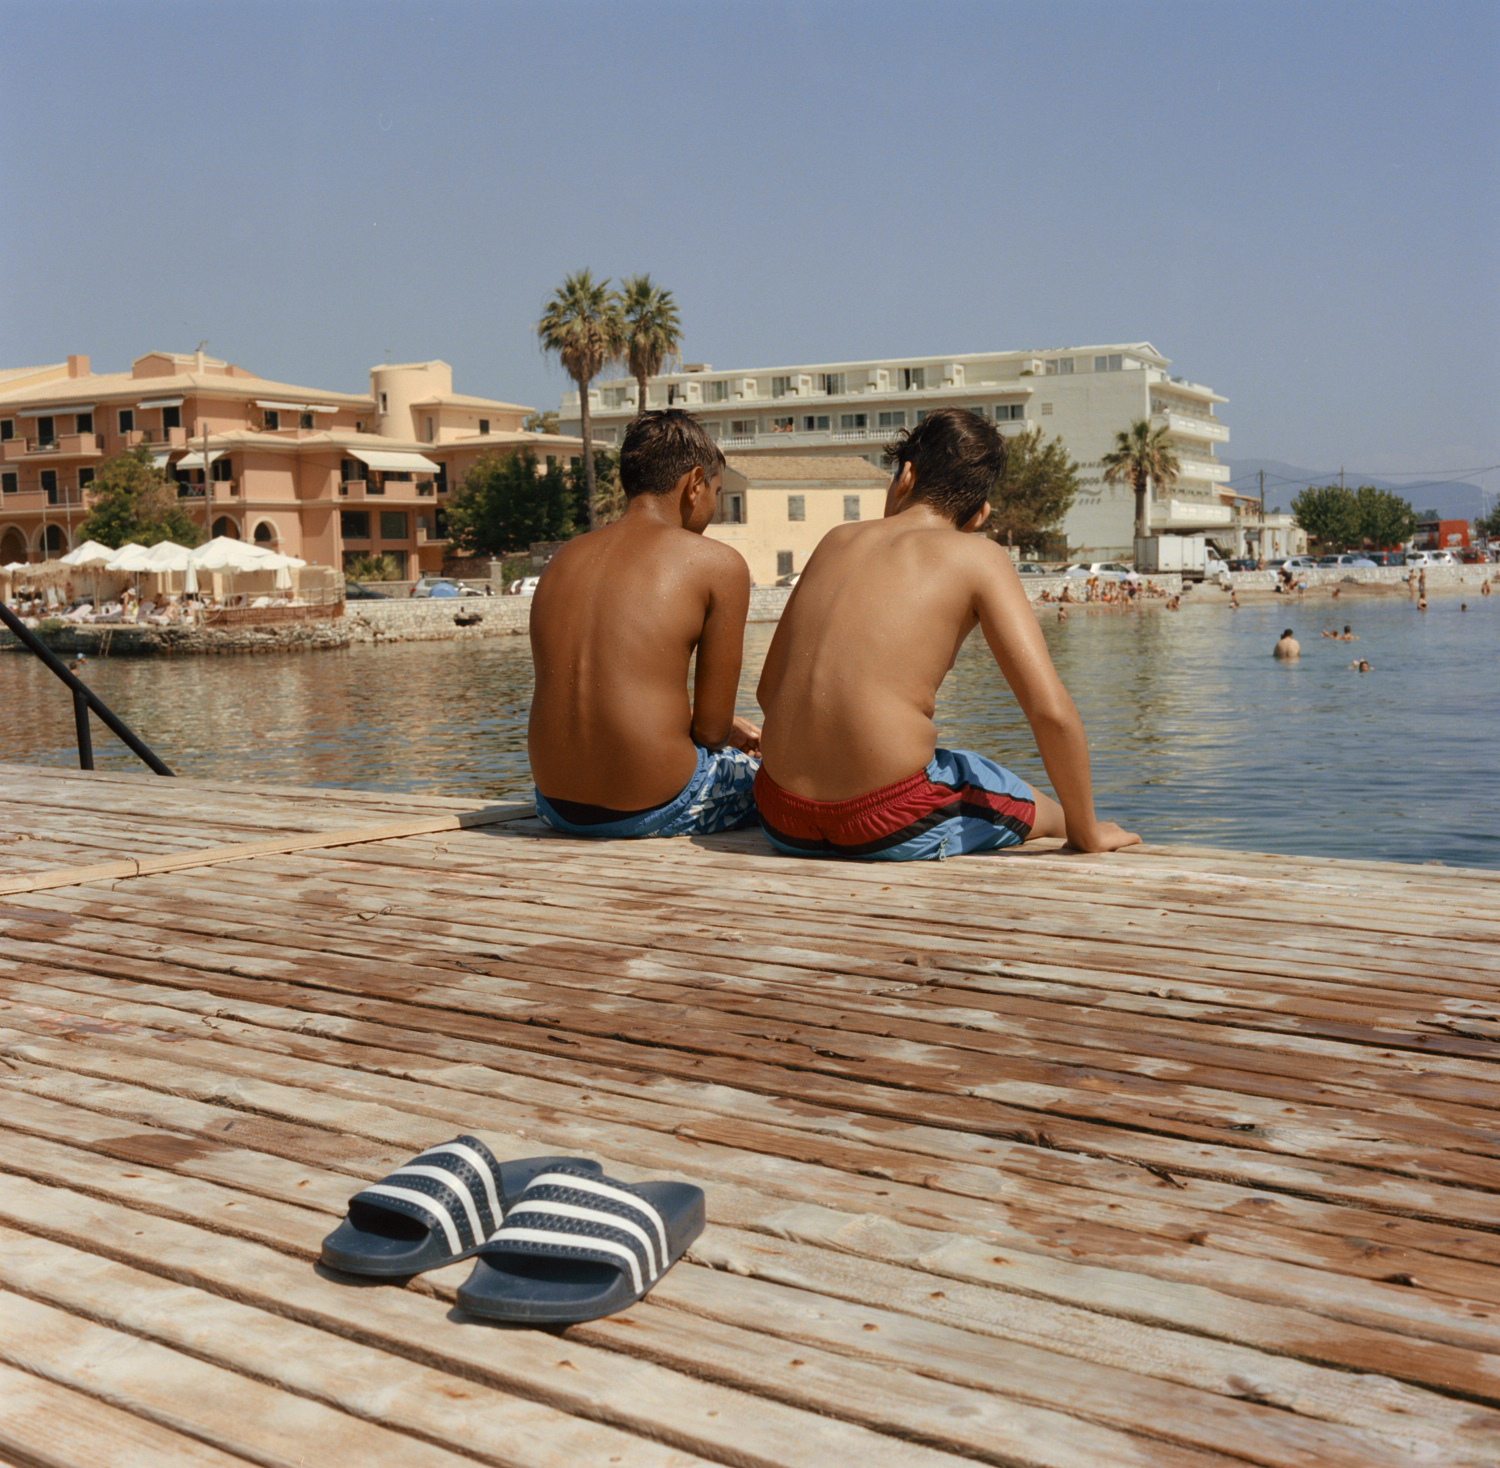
[
  {"x1": 343, "y1": 579, "x2": 392, "y2": 600},
  {"x1": 1318, "y1": 553, "x2": 1377, "y2": 569},
  {"x1": 1016, "y1": 562, "x2": 1050, "y2": 576},
  {"x1": 1459, "y1": 548, "x2": 1492, "y2": 563},
  {"x1": 1226, "y1": 557, "x2": 1258, "y2": 572},
  {"x1": 411, "y1": 576, "x2": 483, "y2": 598},
  {"x1": 1365, "y1": 551, "x2": 1406, "y2": 567},
  {"x1": 1061, "y1": 561, "x2": 1141, "y2": 583},
  {"x1": 1281, "y1": 556, "x2": 1319, "y2": 572},
  {"x1": 506, "y1": 576, "x2": 542, "y2": 595},
  {"x1": 1406, "y1": 550, "x2": 1458, "y2": 568}
]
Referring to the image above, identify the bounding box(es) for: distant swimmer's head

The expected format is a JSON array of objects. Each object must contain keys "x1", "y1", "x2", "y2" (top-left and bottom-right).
[
  {"x1": 1282, "y1": 629, "x2": 1295, "y2": 639},
  {"x1": 620, "y1": 410, "x2": 726, "y2": 502},
  {"x1": 881, "y1": 407, "x2": 1004, "y2": 531}
]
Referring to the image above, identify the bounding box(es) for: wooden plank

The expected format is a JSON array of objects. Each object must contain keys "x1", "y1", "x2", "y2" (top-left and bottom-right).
[
  {"x1": 0, "y1": 1360, "x2": 252, "y2": 1468},
  {"x1": 0, "y1": 1228, "x2": 721, "y2": 1468}
]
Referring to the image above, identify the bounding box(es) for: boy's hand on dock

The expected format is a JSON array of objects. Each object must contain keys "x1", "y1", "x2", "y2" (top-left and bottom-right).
[
  {"x1": 728, "y1": 715, "x2": 762, "y2": 755},
  {"x1": 1066, "y1": 820, "x2": 1141, "y2": 854}
]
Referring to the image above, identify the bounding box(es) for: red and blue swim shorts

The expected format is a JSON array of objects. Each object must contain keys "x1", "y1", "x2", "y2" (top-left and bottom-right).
[{"x1": 754, "y1": 748, "x2": 1035, "y2": 862}]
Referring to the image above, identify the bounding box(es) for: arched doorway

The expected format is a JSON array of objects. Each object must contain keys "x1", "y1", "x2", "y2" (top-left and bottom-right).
[
  {"x1": 0, "y1": 527, "x2": 26, "y2": 564},
  {"x1": 42, "y1": 524, "x2": 66, "y2": 555},
  {"x1": 212, "y1": 516, "x2": 241, "y2": 540},
  {"x1": 253, "y1": 520, "x2": 278, "y2": 547}
]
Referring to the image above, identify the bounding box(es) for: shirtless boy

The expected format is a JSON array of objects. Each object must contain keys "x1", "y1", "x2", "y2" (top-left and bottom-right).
[
  {"x1": 528, "y1": 410, "x2": 760, "y2": 838},
  {"x1": 753, "y1": 408, "x2": 1138, "y2": 861}
]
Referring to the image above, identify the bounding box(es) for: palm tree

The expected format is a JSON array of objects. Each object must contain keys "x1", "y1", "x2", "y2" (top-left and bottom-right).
[
  {"x1": 537, "y1": 270, "x2": 625, "y2": 530},
  {"x1": 1101, "y1": 418, "x2": 1181, "y2": 545},
  {"x1": 620, "y1": 274, "x2": 682, "y2": 417}
]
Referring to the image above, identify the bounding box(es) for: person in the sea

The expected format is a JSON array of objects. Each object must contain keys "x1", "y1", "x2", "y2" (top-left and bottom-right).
[
  {"x1": 752, "y1": 407, "x2": 1139, "y2": 862},
  {"x1": 527, "y1": 409, "x2": 760, "y2": 838},
  {"x1": 1274, "y1": 629, "x2": 1300, "y2": 659}
]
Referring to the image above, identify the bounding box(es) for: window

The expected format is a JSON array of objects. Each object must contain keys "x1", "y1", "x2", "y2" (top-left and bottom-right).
[
  {"x1": 301, "y1": 412, "x2": 315, "y2": 430},
  {"x1": 818, "y1": 372, "x2": 846, "y2": 396},
  {"x1": 877, "y1": 410, "x2": 905, "y2": 429},
  {"x1": 263, "y1": 409, "x2": 280, "y2": 430},
  {"x1": 75, "y1": 412, "x2": 93, "y2": 434},
  {"x1": 1, "y1": 472, "x2": 16, "y2": 494},
  {"x1": 162, "y1": 405, "x2": 181, "y2": 430},
  {"x1": 78, "y1": 468, "x2": 95, "y2": 491},
  {"x1": 380, "y1": 511, "x2": 409, "y2": 540},
  {"x1": 968, "y1": 404, "x2": 987, "y2": 419},
  {"x1": 341, "y1": 458, "x2": 360, "y2": 482},
  {"x1": 379, "y1": 392, "x2": 389, "y2": 412},
  {"x1": 995, "y1": 403, "x2": 1025, "y2": 421},
  {"x1": 0, "y1": 420, "x2": 11, "y2": 441},
  {"x1": 37, "y1": 417, "x2": 55, "y2": 446},
  {"x1": 1044, "y1": 358, "x2": 1074, "y2": 376},
  {"x1": 916, "y1": 410, "x2": 930, "y2": 424},
  {"x1": 771, "y1": 376, "x2": 790, "y2": 399},
  {"x1": 417, "y1": 514, "x2": 432, "y2": 537},
  {"x1": 1094, "y1": 354, "x2": 1123, "y2": 372},
  {"x1": 903, "y1": 367, "x2": 925, "y2": 391},
  {"x1": 41, "y1": 470, "x2": 58, "y2": 504},
  {"x1": 478, "y1": 419, "x2": 490, "y2": 435},
  {"x1": 729, "y1": 419, "x2": 756, "y2": 437},
  {"x1": 839, "y1": 413, "x2": 867, "y2": 430},
  {"x1": 801, "y1": 415, "x2": 830, "y2": 432},
  {"x1": 727, "y1": 493, "x2": 744, "y2": 523},
  {"x1": 341, "y1": 510, "x2": 371, "y2": 539},
  {"x1": 435, "y1": 464, "x2": 448, "y2": 495},
  {"x1": 777, "y1": 551, "x2": 794, "y2": 577},
  {"x1": 771, "y1": 416, "x2": 794, "y2": 431},
  {"x1": 706, "y1": 381, "x2": 729, "y2": 403},
  {"x1": 787, "y1": 495, "x2": 805, "y2": 521},
  {"x1": 212, "y1": 457, "x2": 232, "y2": 481},
  {"x1": 425, "y1": 416, "x2": 434, "y2": 442},
  {"x1": 1040, "y1": 403, "x2": 1053, "y2": 415},
  {"x1": 118, "y1": 409, "x2": 134, "y2": 433},
  {"x1": 843, "y1": 495, "x2": 861, "y2": 521}
]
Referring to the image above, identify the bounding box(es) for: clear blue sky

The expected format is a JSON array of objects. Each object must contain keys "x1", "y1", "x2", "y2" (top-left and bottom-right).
[{"x1": 3, "y1": 0, "x2": 1496, "y2": 490}]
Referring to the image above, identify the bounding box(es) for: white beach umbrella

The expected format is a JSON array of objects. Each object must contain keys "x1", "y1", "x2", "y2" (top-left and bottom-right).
[
  {"x1": 104, "y1": 543, "x2": 153, "y2": 573},
  {"x1": 60, "y1": 540, "x2": 116, "y2": 568}
]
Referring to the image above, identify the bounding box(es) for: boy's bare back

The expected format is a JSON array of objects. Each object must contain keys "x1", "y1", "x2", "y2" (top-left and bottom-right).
[{"x1": 529, "y1": 469, "x2": 752, "y2": 812}]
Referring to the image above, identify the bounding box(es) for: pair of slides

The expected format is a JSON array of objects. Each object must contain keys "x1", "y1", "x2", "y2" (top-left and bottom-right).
[{"x1": 319, "y1": 1136, "x2": 704, "y2": 1324}]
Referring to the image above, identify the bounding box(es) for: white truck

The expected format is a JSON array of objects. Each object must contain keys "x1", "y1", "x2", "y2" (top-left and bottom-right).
[{"x1": 1133, "y1": 535, "x2": 1227, "y2": 582}]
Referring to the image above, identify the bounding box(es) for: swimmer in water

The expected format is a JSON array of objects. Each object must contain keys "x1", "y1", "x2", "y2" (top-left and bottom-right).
[{"x1": 1273, "y1": 629, "x2": 1300, "y2": 660}]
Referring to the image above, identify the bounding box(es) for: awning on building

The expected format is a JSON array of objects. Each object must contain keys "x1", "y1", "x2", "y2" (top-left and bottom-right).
[
  {"x1": 137, "y1": 397, "x2": 184, "y2": 410},
  {"x1": 175, "y1": 449, "x2": 225, "y2": 470},
  {"x1": 350, "y1": 449, "x2": 442, "y2": 473},
  {"x1": 14, "y1": 403, "x2": 95, "y2": 417},
  {"x1": 149, "y1": 450, "x2": 176, "y2": 467},
  {"x1": 255, "y1": 400, "x2": 339, "y2": 413}
]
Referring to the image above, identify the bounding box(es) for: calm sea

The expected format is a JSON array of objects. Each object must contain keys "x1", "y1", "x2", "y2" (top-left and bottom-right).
[{"x1": 3, "y1": 595, "x2": 1496, "y2": 868}]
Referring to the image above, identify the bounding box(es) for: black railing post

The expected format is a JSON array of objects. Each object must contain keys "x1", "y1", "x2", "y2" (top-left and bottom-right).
[
  {"x1": 0, "y1": 601, "x2": 173, "y2": 776},
  {"x1": 73, "y1": 687, "x2": 95, "y2": 770}
]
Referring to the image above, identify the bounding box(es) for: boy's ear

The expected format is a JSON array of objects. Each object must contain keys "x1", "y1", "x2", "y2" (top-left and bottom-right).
[{"x1": 960, "y1": 501, "x2": 993, "y2": 534}]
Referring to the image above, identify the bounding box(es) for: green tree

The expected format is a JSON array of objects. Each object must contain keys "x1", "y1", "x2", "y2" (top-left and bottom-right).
[
  {"x1": 1291, "y1": 484, "x2": 1359, "y2": 550},
  {"x1": 620, "y1": 274, "x2": 682, "y2": 417},
  {"x1": 569, "y1": 449, "x2": 623, "y2": 527},
  {"x1": 1100, "y1": 419, "x2": 1180, "y2": 543},
  {"x1": 987, "y1": 427, "x2": 1079, "y2": 553},
  {"x1": 344, "y1": 553, "x2": 404, "y2": 581},
  {"x1": 1475, "y1": 500, "x2": 1500, "y2": 539},
  {"x1": 537, "y1": 269, "x2": 625, "y2": 530},
  {"x1": 445, "y1": 449, "x2": 581, "y2": 556},
  {"x1": 523, "y1": 410, "x2": 559, "y2": 434},
  {"x1": 1352, "y1": 485, "x2": 1417, "y2": 549},
  {"x1": 76, "y1": 446, "x2": 203, "y2": 548}
]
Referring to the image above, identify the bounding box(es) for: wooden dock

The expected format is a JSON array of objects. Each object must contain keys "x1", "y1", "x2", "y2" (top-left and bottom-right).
[{"x1": 1, "y1": 762, "x2": 1497, "y2": 1468}]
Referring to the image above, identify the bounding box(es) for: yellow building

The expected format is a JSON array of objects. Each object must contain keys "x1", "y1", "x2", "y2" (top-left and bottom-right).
[
  {"x1": 0, "y1": 352, "x2": 584, "y2": 575},
  {"x1": 707, "y1": 455, "x2": 889, "y2": 585}
]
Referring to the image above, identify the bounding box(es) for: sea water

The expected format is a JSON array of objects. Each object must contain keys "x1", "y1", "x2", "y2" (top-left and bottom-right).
[{"x1": 2, "y1": 594, "x2": 1495, "y2": 868}]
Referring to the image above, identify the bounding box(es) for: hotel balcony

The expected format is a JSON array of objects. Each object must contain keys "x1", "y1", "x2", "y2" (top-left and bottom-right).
[
  {"x1": 1150, "y1": 498, "x2": 1233, "y2": 531},
  {"x1": 122, "y1": 427, "x2": 187, "y2": 450},
  {"x1": 2, "y1": 432, "x2": 104, "y2": 462},
  {"x1": 340, "y1": 478, "x2": 438, "y2": 500},
  {"x1": 714, "y1": 419, "x2": 1034, "y2": 452},
  {"x1": 1152, "y1": 410, "x2": 1229, "y2": 444},
  {"x1": 1174, "y1": 454, "x2": 1231, "y2": 485}
]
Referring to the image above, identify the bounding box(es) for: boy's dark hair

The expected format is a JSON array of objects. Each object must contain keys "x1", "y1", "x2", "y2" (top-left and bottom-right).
[
  {"x1": 1283, "y1": 628, "x2": 1295, "y2": 638},
  {"x1": 882, "y1": 407, "x2": 1005, "y2": 525},
  {"x1": 619, "y1": 410, "x2": 725, "y2": 499}
]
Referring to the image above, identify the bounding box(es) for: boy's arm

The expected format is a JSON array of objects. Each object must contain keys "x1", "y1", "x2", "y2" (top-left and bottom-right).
[
  {"x1": 691, "y1": 546, "x2": 759, "y2": 752},
  {"x1": 971, "y1": 546, "x2": 1138, "y2": 853}
]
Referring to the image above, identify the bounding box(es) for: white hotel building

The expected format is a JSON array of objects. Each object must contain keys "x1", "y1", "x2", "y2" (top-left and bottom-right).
[{"x1": 560, "y1": 343, "x2": 1237, "y2": 559}]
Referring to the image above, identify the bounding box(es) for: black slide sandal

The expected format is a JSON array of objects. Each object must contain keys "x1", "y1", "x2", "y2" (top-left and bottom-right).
[
  {"x1": 320, "y1": 1139, "x2": 601, "y2": 1277},
  {"x1": 456, "y1": 1165, "x2": 705, "y2": 1324}
]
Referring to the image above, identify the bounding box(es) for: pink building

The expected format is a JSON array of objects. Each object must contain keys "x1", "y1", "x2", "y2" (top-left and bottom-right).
[{"x1": 0, "y1": 352, "x2": 585, "y2": 575}]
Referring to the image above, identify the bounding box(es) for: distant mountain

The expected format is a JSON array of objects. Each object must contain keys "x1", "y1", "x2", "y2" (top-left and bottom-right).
[{"x1": 1223, "y1": 458, "x2": 1491, "y2": 522}]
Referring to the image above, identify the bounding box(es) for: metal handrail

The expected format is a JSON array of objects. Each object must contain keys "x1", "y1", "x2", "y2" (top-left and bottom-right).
[{"x1": 0, "y1": 601, "x2": 173, "y2": 775}]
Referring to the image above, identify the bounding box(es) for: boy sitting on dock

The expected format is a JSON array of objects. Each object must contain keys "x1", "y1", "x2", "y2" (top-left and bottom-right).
[
  {"x1": 753, "y1": 408, "x2": 1138, "y2": 862},
  {"x1": 528, "y1": 410, "x2": 760, "y2": 838}
]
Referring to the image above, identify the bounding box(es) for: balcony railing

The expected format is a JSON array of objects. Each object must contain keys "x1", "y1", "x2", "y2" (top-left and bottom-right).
[
  {"x1": 1154, "y1": 410, "x2": 1229, "y2": 443},
  {"x1": 2, "y1": 432, "x2": 104, "y2": 460}
]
